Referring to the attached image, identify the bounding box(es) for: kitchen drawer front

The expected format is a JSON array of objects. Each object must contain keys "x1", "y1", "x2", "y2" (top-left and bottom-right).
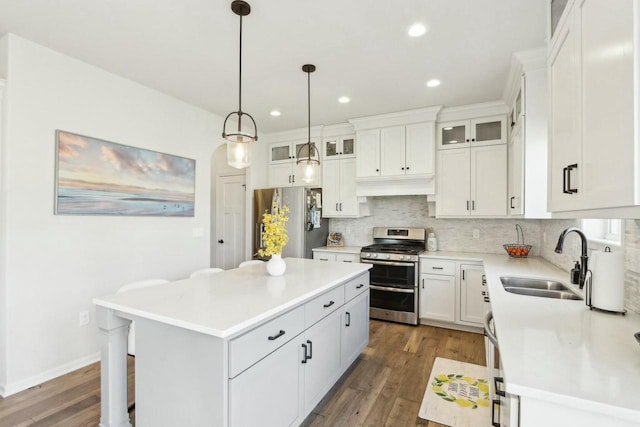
[
  {"x1": 305, "y1": 286, "x2": 345, "y2": 328},
  {"x1": 344, "y1": 272, "x2": 370, "y2": 302},
  {"x1": 335, "y1": 253, "x2": 360, "y2": 263},
  {"x1": 229, "y1": 305, "x2": 305, "y2": 378},
  {"x1": 313, "y1": 252, "x2": 336, "y2": 262},
  {"x1": 420, "y1": 259, "x2": 456, "y2": 276}
]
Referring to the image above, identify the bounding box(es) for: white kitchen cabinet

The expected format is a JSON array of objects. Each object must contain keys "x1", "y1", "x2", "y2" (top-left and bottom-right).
[
  {"x1": 322, "y1": 135, "x2": 355, "y2": 160},
  {"x1": 459, "y1": 264, "x2": 486, "y2": 326},
  {"x1": 357, "y1": 122, "x2": 435, "y2": 179},
  {"x1": 303, "y1": 309, "x2": 342, "y2": 414},
  {"x1": 437, "y1": 116, "x2": 507, "y2": 150},
  {"x1": 355, "y1": 129, "x2": 381, "y2": 178},
  {"x1": 322, "y1": 157, "x2": 359, "y2": 217},
  {"x1": 268, "y1": 141, "x2": 321, "y2": 187},
  {"x1": 508, "y1": 121, "x2": 524, "y2": 215},
  {"x1": 312, "y1": 248, "x2": 361, "y2": 263},
  {"x1": 436, "y1": 144, "x2": 507, "y2": 217},
  {"x1": 419, "y1": 258, "x2": 484, "y2": 329},
  {"x1": 548, "y1": 0, "x2": 636, "y2": 214},
  {"x1": 229, "y1": 336, "x2": 303, "y2": 427},
  {"x1": 420, "y1": 273, "x2": 456, "y2": 323},
  {"x1": 340, "y1": 290, "x2": 369, "y2": 370}
]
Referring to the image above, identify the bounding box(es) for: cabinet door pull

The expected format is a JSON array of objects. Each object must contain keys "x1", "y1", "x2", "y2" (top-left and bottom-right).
[
  {"x1": 267, "y1": 330, "x2": 285, "y2": 341},
  {"x1": 343, "y1": 260, "x2": 352, "y2": 263},
  {"x1": 375, "y1": 168, "x2": 379, "y2": 172},
  {"x1": 466, "y1": 139, "x2": 470, "y2": 142},
  {"x1": 471, "y1": 138, "x2": 476, "y2": 142},
  {"x1": 422, "y1": 278, "x2": 425, "y2": 289},
  {"x1": 432, "y1": 266, "x2": 443, "y2": 270},
  {"x1": 472, "y1": 200, "x2": 475, "y2": 210},
  {"x1": 562, "y1": 166, "x2": 570, "y2": 194},
  {"x1": 336, "y1": 203, "x2": 339, "y2": 211},
  {"x1": 306, "y1": 340, "x2": 313, "y2": 359},
  {"x1": 495, "y1": 376, "x2": 506, "y2": 397},
  {"x1": 301, "y1": 343, "x2": 308, "y2": 364},
  {"x1": 339, "y1": 203, "x2": 342, "y2": 211},
  {"x1": 406, "y1": 166, "x2": 410, "y2": 170},
  {"x1": 288, "y1": 175, "x2": 292, "y2": 184},
  {"x1": 482, "y1": 291, "x2": 487, "y2": 296},
  {"x1": 292, "y1": 175, "x2": 295, "y2": 183},
  {"x1": 356, "y1": 284, "x2": 364, "y2": 289},
  {"x1": 567, "y1": 163, "x2": 578, "y2": 193},
  {"x1": 401, "y1": 167, "x2": 405, "y2": 170},
  {"x1": 491, "y1": 399, "x2": 501, "y2": 427},
  {"x1": 466, "y1": 200, "x2": 470, "y2": 211},
  {"x1": 484, "y1": 296, "x2": 491, "y2": 303},
  {"x1": 345, "y1": 312, "x2": 351, "y2": 327},
  {"x1": 319, "y1": 258, "x2": 328, "y2": 261},
  {"x1": 462, "y1": 270, "x2": 465, "y2": 280},
  {"x1": 323, "y1": 301, "x2": 335, "y2": 308},
  {"x1": 510, "y1": 196, "x2": 515, "y2": 209}
]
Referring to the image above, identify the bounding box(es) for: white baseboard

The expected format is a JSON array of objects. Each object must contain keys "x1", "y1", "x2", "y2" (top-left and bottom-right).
[{"x1": 0, "y1": 352, "x2": 100, "y2": 397}]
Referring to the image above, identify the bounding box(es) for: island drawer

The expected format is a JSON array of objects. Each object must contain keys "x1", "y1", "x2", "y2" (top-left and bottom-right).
[
  {"x1": 420, "y1": 259, "x2": 455, "y2": 276},
  {"x1": 305, "y1": 285, "x2": 345, "y2": 328},
  {"x1": 344, "y1": 272, "x2": 369, "y2": 302},
  {"x1": 228, "y1": 305, "x2": 305, "y2": 378}
]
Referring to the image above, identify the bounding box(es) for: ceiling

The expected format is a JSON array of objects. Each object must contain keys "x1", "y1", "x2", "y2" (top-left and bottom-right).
[{"x1": 0, "y1": 0, "x2": 547, "y2": 134}]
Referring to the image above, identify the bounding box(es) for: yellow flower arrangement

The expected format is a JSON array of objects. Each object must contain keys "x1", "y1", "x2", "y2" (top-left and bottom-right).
[{"x1": 258, "y1": 203, "x2": 290, "y2": 257}]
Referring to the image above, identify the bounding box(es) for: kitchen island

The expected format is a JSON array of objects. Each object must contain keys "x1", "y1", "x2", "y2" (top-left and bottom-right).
[
  {"x1": 421, "y1": 251, "x2": 640, "y2": 427},
  {"x1": 94, "y1": 258, "x2": 371, "y2": 427}
]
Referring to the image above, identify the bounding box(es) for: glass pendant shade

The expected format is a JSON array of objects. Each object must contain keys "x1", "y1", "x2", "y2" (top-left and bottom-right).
[
  {"x1": 301, "y1": 158, "x2": 320, "y2": 183},
  {"x1": 227, "y1": 138, "x2": 252, "y2": 169}
]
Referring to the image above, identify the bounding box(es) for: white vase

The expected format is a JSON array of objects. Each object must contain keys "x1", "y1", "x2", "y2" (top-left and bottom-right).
[{"x1": 267, "y1": 254, "x2": 286, "y2": 276}]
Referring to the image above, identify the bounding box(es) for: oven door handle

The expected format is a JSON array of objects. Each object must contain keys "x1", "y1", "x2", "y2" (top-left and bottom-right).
[
  {"x1": 370, "y1": 285, "x2": 415, "y2": 294},
  {"x1": 361, "y1": 259, "x2": 414, "y2": 267},
  {"x1": 484, "y1": 311, "x2": 499, "y2": 348}
]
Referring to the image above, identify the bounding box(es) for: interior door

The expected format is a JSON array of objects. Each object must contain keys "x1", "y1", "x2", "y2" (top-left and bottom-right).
[{"x1": 216, "y1": 174, "x2": 246, "y2": 269}]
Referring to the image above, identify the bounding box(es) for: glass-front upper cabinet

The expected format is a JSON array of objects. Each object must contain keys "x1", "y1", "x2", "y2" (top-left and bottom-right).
[
  {"x1": 269, "y1": 142, "x2": 293, "y2": 163},
  {"x1": 550, "y1": 0, "x2": 570, "y2": 40},
  {"x1": 295, "y1": 141, "x2": 320, "y2": 161},
  {"x1": 437, "y1": 116, "x2": 507, "y2": 150},
  {"x1": 322, "y1": 135, "x2": 356, "y2": 159}
]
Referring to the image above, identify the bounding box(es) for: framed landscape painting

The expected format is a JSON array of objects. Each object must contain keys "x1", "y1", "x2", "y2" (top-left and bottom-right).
[{"x1": 55, "y1": 130, "x2": 196, "y2": 216}]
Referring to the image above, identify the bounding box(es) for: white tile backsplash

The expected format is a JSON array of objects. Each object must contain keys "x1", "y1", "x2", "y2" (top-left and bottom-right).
[{"x1": 328, "y1": 196, "x2": 640, "y2": 314}]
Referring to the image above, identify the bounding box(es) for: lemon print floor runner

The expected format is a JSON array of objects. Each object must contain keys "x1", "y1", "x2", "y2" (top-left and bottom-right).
[{"x1": 418, "y1": 357, "x2": 490, "y2": 426}]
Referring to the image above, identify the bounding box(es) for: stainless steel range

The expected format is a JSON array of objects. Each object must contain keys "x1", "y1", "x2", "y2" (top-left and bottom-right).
[{"x1": 360, "y1": 227, "x2": 425, "y2": 325}]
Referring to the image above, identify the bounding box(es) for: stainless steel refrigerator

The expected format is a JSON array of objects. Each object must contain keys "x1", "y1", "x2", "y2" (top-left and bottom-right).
[{"x1": 253, "y1": 187, "x2": 328, "y2": 259}]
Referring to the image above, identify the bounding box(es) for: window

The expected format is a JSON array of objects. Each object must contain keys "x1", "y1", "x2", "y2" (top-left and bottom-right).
[{"x1": 582, "y1": 219, "x2": 623, "y2": 246}]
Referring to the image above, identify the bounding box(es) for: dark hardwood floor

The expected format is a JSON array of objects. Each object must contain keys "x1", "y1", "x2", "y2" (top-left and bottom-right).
[{"x1": 0, "y1": 321, "x2": 485, "y2": 427}]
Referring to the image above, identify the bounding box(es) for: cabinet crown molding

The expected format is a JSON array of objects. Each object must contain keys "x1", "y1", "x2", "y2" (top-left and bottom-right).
[
  {"x1": 502, "y1": 46, "x2": 546, "y2": 103},
  {"x1": 349, "y1": 106, "x2": 442, "y2": 131},
  {"x1": 437, "y1": 101, "x2": 508, "y2": 123},
  {"x1": 322, "y1": 123, "x2": 356, "y2": 138},
  {"x1": 263, "y1": 125, "x2": 324, "y2": 143}
]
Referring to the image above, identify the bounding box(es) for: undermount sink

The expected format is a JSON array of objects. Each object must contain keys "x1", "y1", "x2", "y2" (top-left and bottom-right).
[{"x1": 500, "y1": 276, "x2": 583, "y2": 300}]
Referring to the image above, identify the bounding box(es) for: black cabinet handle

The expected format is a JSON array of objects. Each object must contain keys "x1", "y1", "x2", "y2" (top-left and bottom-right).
[
  {"x1": 562, "y1": 166, "x2": 569, "y2": 194},
  {"x1": 422, "y1": 278, "x2": 425, "y2": 289},
  {"x1": 323, "y1": 301, "x2": 335, "y2": 308},
  {"x1": 495, "y1": 376, "x2": 506, "y2": 397},
  {"x1": 268, "y1": 330, "x2": 285, "y2": 341},
  {"x1": 567, "y1": 163, "x2": 578, "y2": 193},
  {"x1": 471, "y1": 138, "x2": 476, "y2": 142},
  {"x1": 482, "y1": 291, "x2": 487, "y2": 296},
  {"x1": 336, "y1": 203, "x2": 339, "y2": 211},
  {"x1": 432, "y1": 266, "x2": 443, "y2": 270},
  {"x1": 472, "y1": 200, "x2": 475, "y2": 210},
  {"x1": 356, "y1": 284, "x2": 364, "y2": 289},
  {"x1": 406, "y1": 167, "x2": 410, "y2": 170},
  {"x1": 289, "y1": 175, "x2": 292, "y2": 184},
  {"x1": 510, "y1": 196, "x2": 515, "y2": 209},
  {"x1": 401, "y1": 167, "x2": 405, "y2": 170},
  {"x1": 466, "y1": 139, "x2": 470, "y2": 142},
  {"x1": 292, "y1": 175, "x2": 295, "y2": 183},
  {"x1": 462, "y1": 270, "x2": 465, "y2": 280},
  {"x1": 218, "y1": 239, "x2": 224, "y2": 244},
  {"x1": 339, "y1": 203, "x2": 342, "y2": 211},
  {"x1": 491, "y1": 399, "x2": 501, "y2": 427},
  {"x1": 301, "y1": 343, "x2": 308, "y2": 364},
  {"x1": 345, "y1": 312, "x2": 351, "y2": 327},
  {"x1": 306, "y1": 340, "x2": 313, "y2": 359},
  {"x1": 484, "y1": 296, "x2": 491, "y2": 303},
  {"x1": 466, "y1": 200, "x2": 470, "y2": 211}
]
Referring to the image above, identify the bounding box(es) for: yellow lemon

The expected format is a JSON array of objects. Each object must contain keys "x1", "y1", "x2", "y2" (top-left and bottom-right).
[
  {"x1": 432, "y1": 386, "x2": 443, "y2": 393},
  {"x1": 435, "y1": 375, "x2": 449, "y2": 382},
  {"x1": 454, "y1": 399, "x2": 475, "y2": 408},
  {"x1": 463, "y1": 376, "x2": 476, "y2": 384},
  {"x1": 478, "y1": 382, "x2": 489, "y2": 393},
  {"x1": 477, "y1": 399, "x2": 490, "y2": 407}
]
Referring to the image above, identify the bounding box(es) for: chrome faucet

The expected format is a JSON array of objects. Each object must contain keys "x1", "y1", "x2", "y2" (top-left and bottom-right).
[{"x1": 554, "y1": 227, "x2": 588, "y2": 289}]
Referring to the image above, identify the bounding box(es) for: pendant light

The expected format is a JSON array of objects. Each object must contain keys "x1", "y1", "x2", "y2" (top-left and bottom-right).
[
  {"x1": 297, "y1": 64, "x2": 320, "y2": 183},
  {"x1": 223, "y1": 0, "x2": 258, "y2": 169}
]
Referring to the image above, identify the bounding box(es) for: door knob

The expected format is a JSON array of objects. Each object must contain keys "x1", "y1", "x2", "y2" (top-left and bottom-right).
[{"x1": 218, "y1": 239, "x2": 224, "y2": 244}]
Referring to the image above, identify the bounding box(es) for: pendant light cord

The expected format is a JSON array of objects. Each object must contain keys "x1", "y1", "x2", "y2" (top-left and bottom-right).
[
  {"x1": 237, "y1": 14, "x2": 243, "y2": 132},
  {"x1": 307, "y1": 70, "x2": 311, "y2": 144}
]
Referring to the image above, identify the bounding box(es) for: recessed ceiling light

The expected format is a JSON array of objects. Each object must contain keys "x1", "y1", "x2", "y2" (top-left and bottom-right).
[
  {"x1": 426, "y1": 79, "x2": 441, "y2": 88},
  {"x1": 408, "y1": 23, "x2": 427, "y2": 37},
  {"x1": 270, "y1": 110, "x2": 281, "y2": 117},
  {"x1": 338, "y1": 96, "x2": 351, "y2": 104}
]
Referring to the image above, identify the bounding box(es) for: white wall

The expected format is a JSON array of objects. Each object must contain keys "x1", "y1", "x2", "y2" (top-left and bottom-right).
[{"x1": 0, "y1": 34, "x2": 224, "y2": 396}]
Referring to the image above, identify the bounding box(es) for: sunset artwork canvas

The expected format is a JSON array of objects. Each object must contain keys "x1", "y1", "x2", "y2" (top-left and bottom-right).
[{"x1": 55, "y1": 130, "x2": 196, "y2": 216}]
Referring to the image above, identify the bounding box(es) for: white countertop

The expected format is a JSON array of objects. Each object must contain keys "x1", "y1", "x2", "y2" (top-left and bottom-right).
[
  {"x1": 312, "y1": 246, "x2": 362, "y2": 254},
  {"x1": 93, "y1": 258, "x2": 371, "y2": 339},
  {"x1": 421, "y1": 252, "x2": 640, "y2": 422}
]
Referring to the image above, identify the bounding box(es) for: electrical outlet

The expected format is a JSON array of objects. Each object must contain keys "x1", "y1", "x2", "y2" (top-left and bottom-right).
[
  {"x1": 473, "y1": 229, "x2": 480, "y2": 239},
  {"x1": 79, "y1": 311, "x2": 90, "y2": 326}
]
